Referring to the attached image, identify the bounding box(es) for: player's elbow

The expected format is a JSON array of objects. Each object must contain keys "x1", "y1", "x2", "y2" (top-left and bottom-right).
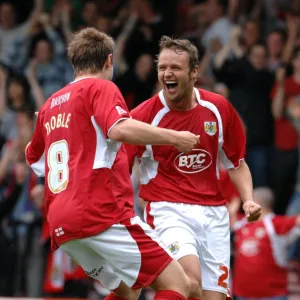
[{"x1": 108, "y1": 120, "x2": 128, "y2": 142}]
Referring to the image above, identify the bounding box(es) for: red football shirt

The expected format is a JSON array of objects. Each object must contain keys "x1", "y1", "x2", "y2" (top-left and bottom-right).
[
  {"x1": 126, "y1": 88, "x2": 246, "y2": 206},
  {"x1": 232, "y1": 214, "x2": 299, "y2": 297},
  {"x1": 271, "y1": 76, "x2": 300, "y2": 150},
  {"x1": 26, "y1": 78, "x2": 135, "y2": 251}
]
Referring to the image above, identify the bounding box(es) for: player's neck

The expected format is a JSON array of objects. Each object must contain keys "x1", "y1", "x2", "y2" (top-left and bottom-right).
[
  {"x1": 165, "y1": 88, "x2": 197, "y2": 111},
  {"x1": 74, "y1": 72, "x2": 106, "y2": 82}
]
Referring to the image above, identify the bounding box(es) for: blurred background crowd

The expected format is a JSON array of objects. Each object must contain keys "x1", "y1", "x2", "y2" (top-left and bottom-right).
[{"x1": 0, "y1": 0, "x2": 300, "y2": 299}]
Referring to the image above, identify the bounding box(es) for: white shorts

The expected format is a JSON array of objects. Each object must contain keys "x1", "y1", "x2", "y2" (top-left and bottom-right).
[
  {"x1": 59, "y1": 216, "x2": 172, "y2": 290},
  {"x1": 145, "y1": 201, "x2": 230, "y2": 295}
]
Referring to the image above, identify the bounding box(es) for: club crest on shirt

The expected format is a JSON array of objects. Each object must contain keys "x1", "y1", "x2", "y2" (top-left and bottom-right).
[
  {"x1": 168, "y1": 242, "x2": 180, "y2": 255},
  {"x1": 204, "y1": 122, "x2": 217, "y2": 136}
]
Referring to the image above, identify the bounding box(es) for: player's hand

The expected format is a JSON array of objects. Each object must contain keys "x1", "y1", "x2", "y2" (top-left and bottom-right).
[
  {"x1": 39, "y1": 13, "x2": 50, "y2": 26},
  {"x1": 243, "y1": 200, "x2": 262, "y2": 222},
  {"x1": 174, "y1": 131, "x2": 200, "y2": 154}
]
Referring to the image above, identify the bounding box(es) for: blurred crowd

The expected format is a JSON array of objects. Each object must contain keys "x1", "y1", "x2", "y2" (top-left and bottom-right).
[{"x1": 0, "y1": 0, "x2": 300, "y2": 299}]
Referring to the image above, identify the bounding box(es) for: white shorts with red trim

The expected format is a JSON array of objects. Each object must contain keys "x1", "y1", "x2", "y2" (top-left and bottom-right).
[
  {"x1": 145, "y1": 201, "x2": 230, "y2": 295},
  {"x1": 59, "y1": 216, "x2": 172, "y2": 290}
]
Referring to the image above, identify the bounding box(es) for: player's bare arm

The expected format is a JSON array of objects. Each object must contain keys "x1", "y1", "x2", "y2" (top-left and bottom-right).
[
  {"x1": 109, "y1": 118, "x2": 200, "y2": 154},
  {"x1": 228, "y1": 160, "x2": 262, "y2": 222}
]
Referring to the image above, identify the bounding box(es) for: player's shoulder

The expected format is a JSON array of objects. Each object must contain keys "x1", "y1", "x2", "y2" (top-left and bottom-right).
[
  {"x1": 130, "y1": 93, "x2": 164, "y2": 122},
  {"x1": 198, "y1": 88, "x2": 230, "y2": 109},
  {"x1": 272, "y1": 215, "x2": 297, "y2": 235}
]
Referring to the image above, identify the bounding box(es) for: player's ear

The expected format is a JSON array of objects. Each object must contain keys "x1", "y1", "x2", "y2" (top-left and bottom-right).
[
  {"x1": 191, "y1": 65, "x2": 199, "y2": 82},
  {"x1": 105, "y1": 54, "x2": 113, "y2": 69}
]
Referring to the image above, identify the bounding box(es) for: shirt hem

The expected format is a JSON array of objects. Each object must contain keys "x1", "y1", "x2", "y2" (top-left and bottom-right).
[
  {"x1": 143, "y1": 198, "x2": 227, "y2": 206},
  {"x1": 51, "y1": 213, "x2": 135, "y2": 251}
]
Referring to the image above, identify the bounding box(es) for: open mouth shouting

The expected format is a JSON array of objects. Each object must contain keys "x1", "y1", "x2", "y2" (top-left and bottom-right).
[{"x1": 165, "y1": 81, "x2": 178, "y2": 93}]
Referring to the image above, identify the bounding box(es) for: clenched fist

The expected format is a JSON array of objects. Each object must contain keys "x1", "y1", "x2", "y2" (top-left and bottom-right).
[
  {"x1": 243, "y1": 200, "x2": 262, "y2": 222},
  {"x1": 174, "y1": 131, "x2": 200, "y2": 154}
]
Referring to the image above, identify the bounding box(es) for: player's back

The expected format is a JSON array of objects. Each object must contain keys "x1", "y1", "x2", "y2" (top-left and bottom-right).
[{"x1": 39, "y1": 78, "x2": 134, "y2": 250}]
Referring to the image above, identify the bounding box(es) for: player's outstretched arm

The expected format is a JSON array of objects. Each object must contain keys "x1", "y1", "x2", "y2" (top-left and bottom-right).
[
  {"x1": 228, "y1": 160, "x2": 262, "y2": 222},
  {"x1": 109, "y1": 118, "x2": 200, "y2": 154}
]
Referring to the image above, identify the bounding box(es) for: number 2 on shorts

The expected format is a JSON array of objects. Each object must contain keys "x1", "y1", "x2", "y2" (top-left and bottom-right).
[
  {"x1": 218, "y1": 265, "x2": 229, "y2": 288},
  {"x1": 47, "y1": 140, "x2": 69, "y2": 194}
]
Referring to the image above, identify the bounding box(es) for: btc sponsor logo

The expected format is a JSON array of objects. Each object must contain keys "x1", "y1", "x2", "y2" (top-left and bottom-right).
[{"x1": 174, "y1": 149, "x2": 212, "y2": 174}]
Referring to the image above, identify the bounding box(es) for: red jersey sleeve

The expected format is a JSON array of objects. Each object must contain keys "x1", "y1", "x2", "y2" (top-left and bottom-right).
[
  {"x1": 90, "y1": 80, "x2": 131, "y2": 138},
  {"x1": 25, "y1": 111, "x2": 45, "y2": 177},
  {"x1": 220, "y1": 101, "x2": 246, "y2": 169},
  {"x1": 272, "y1": 216, "x2": 298, "y2": 235}
]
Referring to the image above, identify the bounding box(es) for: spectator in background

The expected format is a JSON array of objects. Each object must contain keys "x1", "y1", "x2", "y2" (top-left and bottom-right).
[
  {"x1": 281, "y1": 14, "x2": 300, "y2": 66},
  {"x1": 6, "y1": 1, "x2": 73, "y2": 73},
  {"x1": 285, "y1": 62, "x2": 300, "y2": 217},
  {"x1": 10, "y1": 107, "x2": 44, "y2": 297},
  {"x1": 241, "y1": 18, "x2": 261, "y2": 51},
  {"x1": 0, "y1": 68, "x2": 33, "y2": 143},
  {"x1": 285, "y1": 80, "x2": 300, "y2": 264},
  {"x1": 25, "y1": 13, "x2": 73, "y2": 99},
  {"x1": 179, "y1": 1, "x2": 209, "y2": 40},
  {"x1": 231, "y1": 187, "x2": 300, "y2": 300},
  {"x1": 214, "y1": 43, "x2": 274, "y2": 187},
  {"x1": 47, "y1": 0, "x2": 82, "y2": 31},
  {"x1": 122, "y1": 0, "x2": 165, "y2": 68},
  {"x1": 0, "y1": 68, "x2": 17, "y2": 142},
  {"x1": 81, "y1": 0, "x2": 99, "y2": 28},
  {"x1": 270, "y1": 48, "x2": 300, "y2": 215},
  {"x1": 0, "y1": 151, "x2": 27, "y2": 296},
  {"x1": 266, "y1": 29, "x2": 286, "y2": 72},
  {"x1": 201, "y1": 0, "x2": 232, "y2": 48},
  {"x1": 0, "y1": 0, "x2": 43, "y2": 64},
  {"x1": 95, "y1": 15, "x2": 112, "y2": 36},
  {"x1": 115, "y1": 53, "x2": 156, "y2": 109}
]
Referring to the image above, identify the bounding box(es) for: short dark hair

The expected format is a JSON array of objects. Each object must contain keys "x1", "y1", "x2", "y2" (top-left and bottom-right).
[
  {"x1": 267, "y1": 28, "x2": 287, "y2": 43},
  {"x1": 248, "y1": 42, "x2": 266, "y2": 54},
  {"x1": 244, "y1": 18, "x2": 261, "y2": 29},
  {"x1": 158, "y1": 35, "x2": 200, "y2": 71},
  {"x1": 16, "y1": 104, "x2": 35, "y2": 120},
  {"x1": 68, "y1": 27, "x2": 115, "y2": 76}
]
